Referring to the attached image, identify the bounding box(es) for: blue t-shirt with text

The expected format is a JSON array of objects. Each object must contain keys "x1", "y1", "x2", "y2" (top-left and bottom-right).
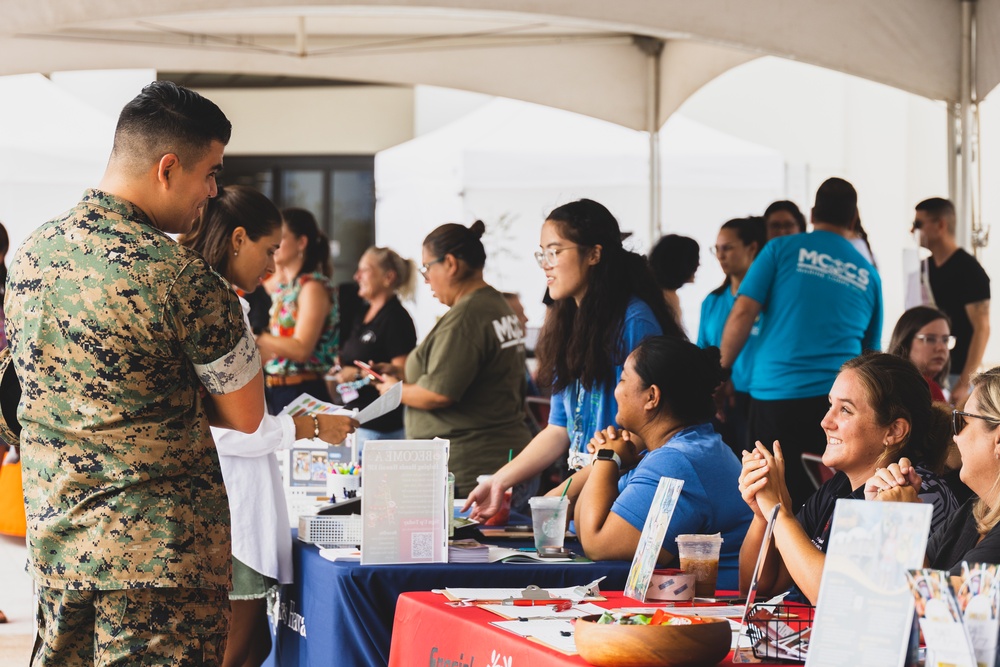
[{"x1": 738, "y1": 231, "x2": 882, "y2": 400}]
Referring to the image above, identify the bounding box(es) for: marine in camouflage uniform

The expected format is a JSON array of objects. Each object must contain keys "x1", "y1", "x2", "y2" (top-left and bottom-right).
[{"x1": 6, "y1": 189, "x2": 261, "y2": 665}]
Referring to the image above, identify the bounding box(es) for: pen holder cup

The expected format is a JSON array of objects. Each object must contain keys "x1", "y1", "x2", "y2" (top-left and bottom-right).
[
  {"x1": 326, "y1": 473, "x2": 361, "y2": 500},
  {"x1": 745, "y1": 602, "x2": 814, "y2": 662}
]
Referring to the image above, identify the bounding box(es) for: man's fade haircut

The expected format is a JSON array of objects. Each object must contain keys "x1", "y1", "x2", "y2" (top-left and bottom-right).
[
  {"x1": 916, "y1": 197, "x2": 957, "y2": 235},
  {"x1": 812, "y1": 177, "x2": 857, "y2": 228},
  {"x1": 111, "y1": 80, "x2": 232, "y2": 175}
]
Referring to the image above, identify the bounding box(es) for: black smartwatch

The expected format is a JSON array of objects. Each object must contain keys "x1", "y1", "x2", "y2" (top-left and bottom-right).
[{"x1": 593, "y1": 449, "x2": 622, "y2": 470}]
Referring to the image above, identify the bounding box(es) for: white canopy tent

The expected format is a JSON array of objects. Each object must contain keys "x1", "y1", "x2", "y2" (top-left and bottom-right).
[
  {"x1": 0, "y1": 0, "x2": 994, "y2": 245},
  {"x1": 376, "y1": 97, "x2": 785, "y2": 337}
]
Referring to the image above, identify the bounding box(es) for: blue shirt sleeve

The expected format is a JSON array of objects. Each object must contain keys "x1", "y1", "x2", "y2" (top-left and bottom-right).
[
  {"x1": 697, "y1": 295, "x2": 713, "y2": 348},
  {"x1": 862, "y1": 271, "x2": 883, "y2": 351},
  {"x1": 737, "y1": 240, "x2": 777, "y2": 307},
  {"x1": 548, "y1": 386, "x2": 568, "y2": 428}
]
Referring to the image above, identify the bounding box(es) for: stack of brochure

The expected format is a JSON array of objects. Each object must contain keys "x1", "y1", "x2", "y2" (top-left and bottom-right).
[{"x1": 448, "y1": 539, "x2": 490, "y2": 563}]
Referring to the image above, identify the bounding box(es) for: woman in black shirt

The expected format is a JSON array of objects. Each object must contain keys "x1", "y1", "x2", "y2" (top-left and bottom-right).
[
  {"x1": 327, "y1": 247, "x2": 417, "y2": 451},
  {"x1": 869, "y1": 366, "x2": 1000, "y2": 573}
]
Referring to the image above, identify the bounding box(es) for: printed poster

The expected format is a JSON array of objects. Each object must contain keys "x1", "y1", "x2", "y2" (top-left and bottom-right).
[{"x1": 361, "y1": 439, "x2": 449, "y2": 565}]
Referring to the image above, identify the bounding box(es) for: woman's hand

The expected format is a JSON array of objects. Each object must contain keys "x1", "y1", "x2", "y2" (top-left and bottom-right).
[
  {"x1": 590, "y1": 426, "x2": 640, "y2": 469},
  {"x1": 863, "y1": 457, "x2": 922, "y2": 502},
  {"x1": 374, "y1": 375, "x2": 401, "y2": 396},
  {"x1": 464, "y1": 477, "x2": 507, "y2": 522},
  {"x1": 317, "y1": 415, "x2": 359, "y2": 444},
  {"x1": 739, "y1": 441, "x2": 792, "y2": 518},
  {"x1": 738, "y1": 448, "x2": 768, "y2": 519}
]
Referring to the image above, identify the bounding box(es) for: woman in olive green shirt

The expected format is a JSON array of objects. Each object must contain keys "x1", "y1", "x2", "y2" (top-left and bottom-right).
[{"x1": 377, "y1": 221, "x2": 532, "y2": 495}]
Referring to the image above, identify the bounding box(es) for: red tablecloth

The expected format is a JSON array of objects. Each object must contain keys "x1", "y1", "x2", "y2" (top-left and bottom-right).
[{"x1": 389, "y1": 591, "x2": 794, "y2": 667}]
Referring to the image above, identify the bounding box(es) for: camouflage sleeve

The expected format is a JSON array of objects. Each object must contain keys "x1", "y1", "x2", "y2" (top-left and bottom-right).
[{"x1": 166, "y1": 258, "x2": 262, "y2": 395}]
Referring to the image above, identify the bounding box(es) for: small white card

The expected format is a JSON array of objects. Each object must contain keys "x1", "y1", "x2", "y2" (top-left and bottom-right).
[{"x1": 624, "y1": 477, "x2": 684, "y2": 602}]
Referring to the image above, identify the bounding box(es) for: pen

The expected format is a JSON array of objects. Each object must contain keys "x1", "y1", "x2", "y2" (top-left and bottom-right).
[{"x1": 504, "y1": 599, "x2": 572, "y2": 606}]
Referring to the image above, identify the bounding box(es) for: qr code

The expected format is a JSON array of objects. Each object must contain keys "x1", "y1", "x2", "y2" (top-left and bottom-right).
[{"x1": 411, "y1": 532, "x2": 433, "y2": 559}]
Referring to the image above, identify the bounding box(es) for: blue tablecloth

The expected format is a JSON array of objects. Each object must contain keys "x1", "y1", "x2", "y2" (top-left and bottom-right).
[{"x1": 272, "y1": 536, "x2": 631, "y2": 667}]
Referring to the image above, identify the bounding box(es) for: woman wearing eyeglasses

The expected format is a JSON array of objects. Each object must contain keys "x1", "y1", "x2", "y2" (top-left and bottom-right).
[
  {"x1": 464, "y1": 199, "x2": 682, "y2": 520},
  {"x1": 375, "y1": 221, "x2": 532, "y2": 495},
  {"x1": 866, "y1": 367, "x2": 1000, "y2": 575},
  {"x1": 889, "y1": 306, "x2": 954, "y2": 403},
  {"x1": 698, "y1": 217, "x2": 767, "y2": 454},
  {"x1": 738, "y1": 353, "x2": 957, "y2": 604}
]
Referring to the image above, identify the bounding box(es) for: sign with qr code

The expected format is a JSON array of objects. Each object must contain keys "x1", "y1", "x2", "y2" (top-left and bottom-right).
[{"x1": 361, "y1": 439, "x2": 449, "y2": 564}]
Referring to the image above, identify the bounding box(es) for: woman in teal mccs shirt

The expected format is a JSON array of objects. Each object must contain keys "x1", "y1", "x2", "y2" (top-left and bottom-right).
[{"x1": 697, "y1": 217, "x2": 767, "y2": 455}]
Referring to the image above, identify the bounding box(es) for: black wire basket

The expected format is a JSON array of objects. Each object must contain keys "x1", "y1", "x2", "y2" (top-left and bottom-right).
[{"x1": 744, "y1": 602, "x2": 815, "y2": 663}]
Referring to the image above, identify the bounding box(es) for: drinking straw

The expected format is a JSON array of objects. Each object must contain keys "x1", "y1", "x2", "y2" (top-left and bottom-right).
[
  {"x1": 560, "y1": 478, "x2": 572, "y2": 500},
  {"x1": 508, "y1": 448, "x2": 514, "y2": 463}
]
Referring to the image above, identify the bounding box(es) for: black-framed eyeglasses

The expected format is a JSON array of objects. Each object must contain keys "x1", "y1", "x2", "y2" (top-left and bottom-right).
[
  {"x1": 952, "y1": 409, "x2": 1000, "y2": 436},
  {"x1": 418, "y1": 257, "x2": 445, "y2": 278},
  {"x1": 913, "y1": 334, "x2": 956, "y2": 350}
]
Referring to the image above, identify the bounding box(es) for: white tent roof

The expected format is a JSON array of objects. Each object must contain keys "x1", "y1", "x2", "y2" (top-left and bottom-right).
[{"x1": 0, "y1": 1, "x2": 993, "y2": 130}]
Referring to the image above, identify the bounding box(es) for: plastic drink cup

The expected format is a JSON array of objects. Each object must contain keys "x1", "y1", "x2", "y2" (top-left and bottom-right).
[
  {"x1": 528, "y1": 496, "x2": 569, "y2": 551},
  {"x1": 476, "y1": 474, "x2": 512, "y2": 526},
  {"x1": 675, "y1": 534, "x2": 724, "y2": 597}
]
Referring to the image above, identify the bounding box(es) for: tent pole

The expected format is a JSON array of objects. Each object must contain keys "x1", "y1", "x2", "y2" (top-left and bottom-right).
[
  {"x1": 947, "y1": 103, "x2": 958, "y2": 206},
  {"x1": 958, "y1": 0, "x2": 975, "y2": 251},
  {"x1": 635, "y1": 36, "x2": 664, "y2": 247}
]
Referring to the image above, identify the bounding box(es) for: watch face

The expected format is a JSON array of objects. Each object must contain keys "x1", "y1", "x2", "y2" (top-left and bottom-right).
[{"x1": 597, "y1": 450, "x2": 613, "y2": 459}]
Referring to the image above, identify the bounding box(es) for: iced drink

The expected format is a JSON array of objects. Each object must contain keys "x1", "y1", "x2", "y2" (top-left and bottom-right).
[
  {"x1": 675, "y1": 534, "x2": 724, "y2": 597},
  {"x1": 528, "y1": 496, "x2": 569, "y2": 551}
]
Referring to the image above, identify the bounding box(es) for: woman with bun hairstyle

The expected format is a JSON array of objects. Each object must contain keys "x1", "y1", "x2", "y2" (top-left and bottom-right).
[
  {"x1": 180, "y1": 186, "x2": 358, "y2": 667},
  {"x1": 256, "y1": 207, "x2": 338, "y2": 413},
  {"x1": 573, "y1": 337, "x2": 751, "y2": 586},
  {"x1": 464, "y1": 199, "x2": 682, "y2": 520},
  {"x1": 375, "y1": 221, "x2": 532, "y2": 495}
]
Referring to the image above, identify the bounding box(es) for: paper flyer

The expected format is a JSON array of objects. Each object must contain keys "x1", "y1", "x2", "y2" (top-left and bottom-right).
[
  {"x1": 360, "y1": 439, "x2": 449, "y2": 565},
  {"x1": 623, "y1": 477, "x2": 684, "y2": 602},
  {"x1": 806, "y1": 499, "x2": 932, "y2": 667}
]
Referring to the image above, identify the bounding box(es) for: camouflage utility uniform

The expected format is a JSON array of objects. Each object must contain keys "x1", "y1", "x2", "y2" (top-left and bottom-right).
[{"x1": 5, "y1": 190, "x2": 261, "y2": 666}]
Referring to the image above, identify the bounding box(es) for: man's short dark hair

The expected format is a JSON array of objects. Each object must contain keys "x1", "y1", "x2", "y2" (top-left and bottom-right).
[
  {"x1": 111, "y1": 81, "x2": 232, "y2": 173},
  {"x1": 812, "y1": 177, "x2": 857, "y2": 228},
  {"x1": 915, "y1": 197, "x2": 956, "y2": 234}
]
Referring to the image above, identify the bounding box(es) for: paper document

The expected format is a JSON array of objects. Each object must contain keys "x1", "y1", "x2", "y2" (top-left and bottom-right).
[
  {"x1": 355, "y1": 381, "x2": 401, "y2": 424},
  {"x1": 490, "y1": 619, "x2": 578, "y2": 654}
]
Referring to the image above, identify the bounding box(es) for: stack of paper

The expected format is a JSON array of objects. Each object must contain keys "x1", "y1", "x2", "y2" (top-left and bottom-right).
[{"x1": 448, "y1": 539, "x2": 490, "y2": 563}]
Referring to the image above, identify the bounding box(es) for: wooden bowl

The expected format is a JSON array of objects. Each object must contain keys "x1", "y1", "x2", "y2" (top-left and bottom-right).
[{"x1": 574, "y1": 614, "x2": 732, "y2": 667}]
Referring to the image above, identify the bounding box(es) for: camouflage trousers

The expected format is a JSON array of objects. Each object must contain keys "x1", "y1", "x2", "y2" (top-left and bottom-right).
[{"x1": 31, "y1": 586, "x2": 230, "y2": 666}]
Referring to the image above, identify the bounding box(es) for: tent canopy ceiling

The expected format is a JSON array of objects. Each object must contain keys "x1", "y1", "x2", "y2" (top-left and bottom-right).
[{"x1": 0, "y1": 1, "x2": 993, "y2": 129}]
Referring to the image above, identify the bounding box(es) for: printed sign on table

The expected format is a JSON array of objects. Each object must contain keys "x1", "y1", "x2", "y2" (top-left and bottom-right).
[
  {"x1": 361, "y1": 438, "x2": 449, "y2": 565},
  {"x1": 624, "y1": 477, "x2": 684, "y2": 602}
]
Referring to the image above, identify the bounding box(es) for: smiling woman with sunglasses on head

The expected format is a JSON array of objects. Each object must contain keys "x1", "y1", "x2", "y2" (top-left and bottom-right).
[
  {"x1": 464, "y1": 199, "x2": 682, "y2": 521},
  {"x1": 867, "y1": 367, "x2": 1000, "y2": 575}
]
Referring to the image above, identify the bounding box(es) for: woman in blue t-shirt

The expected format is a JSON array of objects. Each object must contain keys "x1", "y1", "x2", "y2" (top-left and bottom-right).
[
  {"x1": 465, "y1": 199, "x2": 682, "y2": 520},
  {"x1": 573, "y1": 336, "x2": 752, "y2": 588},
  {"x1": 698, "y1": 217, "x2": 767, "y2": 454}
]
